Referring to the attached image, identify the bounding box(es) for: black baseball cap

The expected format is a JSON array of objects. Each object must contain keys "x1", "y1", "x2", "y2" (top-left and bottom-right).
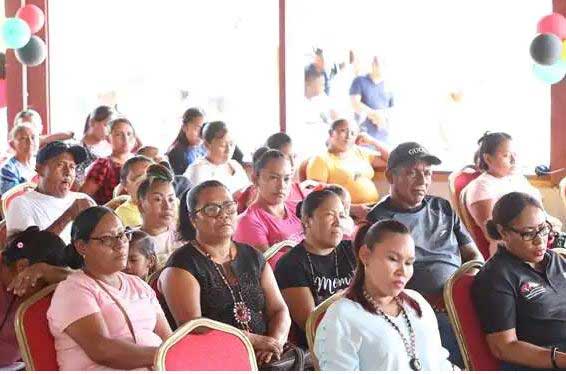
[
  {"x1": 387, "y1": 142, "x2": 442, "y2": 171},
  {"x1": 36, "y1": 141, "x2": 87, "y2": 165}
]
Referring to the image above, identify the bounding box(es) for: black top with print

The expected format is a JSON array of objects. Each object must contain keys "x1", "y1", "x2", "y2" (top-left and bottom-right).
[{"x1": 472, "y1": 245, "x2": 566, "y2": 348}]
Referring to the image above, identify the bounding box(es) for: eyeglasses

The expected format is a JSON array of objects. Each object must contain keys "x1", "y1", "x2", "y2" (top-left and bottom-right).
[
  {"x1": 90, "y1": 230, "x2": 132, "y2": 247},
  {"x1": 506, "y1": 222, "x2": 553, "y2": 242},
  {"x1": 193, "y1": 201, "x2": 237, "y2": 218}
]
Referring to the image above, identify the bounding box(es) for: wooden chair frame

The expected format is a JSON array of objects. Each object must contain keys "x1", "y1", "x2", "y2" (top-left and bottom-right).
[
  {"x1": 304, "y1": 290, "x2": 344, "y2": 370},
  {"x1": 263, "y1": 239, "x2": 298, "y2": 262},
  {"x1": 154, "y1": 317, "x2": 257, "y2": 371},
  {"x1": 443, "y1": 260, "x2": 485, "y2": 371},
  {"x1": 14, "y1": 283, "x2": 59, "y2": 371}
]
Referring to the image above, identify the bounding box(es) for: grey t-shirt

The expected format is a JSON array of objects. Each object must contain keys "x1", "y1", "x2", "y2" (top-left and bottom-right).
[{"x1": 367, "y1": 196, "x2": 472, "y2": 295}]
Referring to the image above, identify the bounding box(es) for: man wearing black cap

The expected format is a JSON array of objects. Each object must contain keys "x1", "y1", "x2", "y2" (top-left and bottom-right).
[
  {"x1": 6, "y1": 141, "x2": 95, "y2": 243},
  {"x1": 367, "y1": 141, "x2": 483, "y2": 367}
]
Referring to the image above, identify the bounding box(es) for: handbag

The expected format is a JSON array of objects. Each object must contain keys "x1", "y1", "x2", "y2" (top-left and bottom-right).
[
  {"x1": 260, "y1": 343, "x2": 309, "y2": 371},
  {"x1": 86, "y1": 272, "x2": 137, "y2": 343}
]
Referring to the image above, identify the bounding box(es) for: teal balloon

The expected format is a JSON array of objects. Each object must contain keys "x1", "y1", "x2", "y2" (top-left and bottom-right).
[
  {"x1": 533, "y1": 60, "x2": 566, "y2": 84},
  {"x1": 2, "y1": 18, "x2": 31, "y2": 49}
]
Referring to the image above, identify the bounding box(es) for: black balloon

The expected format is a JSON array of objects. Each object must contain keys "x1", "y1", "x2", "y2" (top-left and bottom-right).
[
  {"x1": 15, "y1": 35, "x2": 46, "y2": 67},
  {"x1": 530, "y1": 33, "x2": 562, "y2": 66}
]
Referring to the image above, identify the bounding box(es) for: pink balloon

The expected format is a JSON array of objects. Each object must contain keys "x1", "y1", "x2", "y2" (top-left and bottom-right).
[
  {"x1": 0, "y1": 79, "x2": 6, "y2": 109},
  {"x1": 16, "y1": 4, "x2": 45, "y2": 34}
]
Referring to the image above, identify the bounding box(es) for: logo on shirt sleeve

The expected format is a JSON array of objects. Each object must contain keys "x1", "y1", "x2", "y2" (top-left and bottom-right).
[{"x1": 519, "y1": 281, "x2": 546, "y2": 300}]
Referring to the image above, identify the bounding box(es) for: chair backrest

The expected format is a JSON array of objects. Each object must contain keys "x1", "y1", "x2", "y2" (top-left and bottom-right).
[
  {"x1": 1, "y1": 182, "x2": 36, "y2": 216},
  {"x1": 154, "y1": 317, "x2": 257, "y2": 371},
  {"x1": 448, "y1": 166, "x2": 481, "y2": 219},
  {"x1": 263, "y1": 239, "x2": 298, "y2": 270},
  {"x1": 298, "y1": 158, "x2": 310, "y2": 182},
  {"x1": 305, "y1": 290, "x2": 344, "y2": 370},
  {"x1": 14, "y1": 284, "x2": 59, "y2": 371},
  {"x1": 103, "y1": 195, "x2": 129, "y2": 211},
  {"x1": 459, "y1": 187, "x2": 491, "y2": 259},
  {"x1": 444, "y1": 260, "x2": 499, "y2": 371},
  {"x1": 0, "y1": 219, "x2": 6, "y2": 251},
  {"x1": 234, "y1": 185, "x2": 257, "y2": 214},
  {"x1": 147, "y1": 267, "x2": 163, "y2": 299}
]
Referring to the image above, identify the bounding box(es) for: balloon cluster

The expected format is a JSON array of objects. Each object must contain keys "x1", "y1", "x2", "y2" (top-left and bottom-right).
[
  {"x1": 530, "y1": 13, "x2": 566, "y2": 84},
  {"x1": 1, "y1": 5, "x2": 46, "y2": 67}
]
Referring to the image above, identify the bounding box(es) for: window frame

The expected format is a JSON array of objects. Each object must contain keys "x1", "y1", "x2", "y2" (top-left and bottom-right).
[{"x1": 5, "y1": 0, "x2": 565, "y2": 184}]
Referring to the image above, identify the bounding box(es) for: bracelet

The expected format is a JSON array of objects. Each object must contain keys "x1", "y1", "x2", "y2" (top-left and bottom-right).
[{"x1": 551, "y1": 346, "x2": 559, "y2": 369}]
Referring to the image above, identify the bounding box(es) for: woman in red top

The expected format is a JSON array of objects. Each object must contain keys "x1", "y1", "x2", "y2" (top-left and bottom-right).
[{"x1": 81, "y1": 117, "x2": 136, "y2": 204}]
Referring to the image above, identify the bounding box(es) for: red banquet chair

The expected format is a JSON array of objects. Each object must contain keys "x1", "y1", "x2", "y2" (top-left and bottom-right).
[
  {"x1": 448, "y1": 167, "x2": 490, "y2": 259},
  {"x1": 263, "y1": 239, "x2": 298, "y2": 270},
  {"x1": 444, "y1": 260, "x2": 500, "y2": 371},
  {"x1": 154, "y1": 318, "x2": 257, "y2": 371},
  {"x1": 305, "y1": 290, "x2": 344, "y2": 370},
  {"x1": 14, "y1": 284, "x2": 59, "y2": 371}
]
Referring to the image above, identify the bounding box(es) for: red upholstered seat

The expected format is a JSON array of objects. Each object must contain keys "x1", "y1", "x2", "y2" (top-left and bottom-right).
[
  {"x1": 14, "y1": 284, "x2": 59, "y2": 371},
  {"x1": 444, "y1": 261, "x2": 500, "y2": 371},
  {"x1": 154, "y1": 318, "x2": 257, "y2": 371},
  {"x1": 148, "y1": 268, "x2": 163, "y2": 299}
]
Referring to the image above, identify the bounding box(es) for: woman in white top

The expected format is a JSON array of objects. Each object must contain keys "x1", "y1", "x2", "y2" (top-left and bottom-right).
[
  {"x1": 314, "y1": 219, "x2": 454, "y2": 371},
  {"x1": 184, "y1": 121, "x2": 250, "y2": 194},
  {"x1": 138, "y1": 164, "x2": 185, "y2": 265},
  {"x1": 465, "y1": 132, "x2": 560, "y2": 257}
]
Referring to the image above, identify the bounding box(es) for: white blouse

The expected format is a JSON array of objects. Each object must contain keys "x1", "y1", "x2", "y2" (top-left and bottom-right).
[
  {"x1": 184, "y1": 158, "x2": 250, "y2": 193},
  {"x1": 314, "y1": 290, "x2": 453, "y2": 371}
]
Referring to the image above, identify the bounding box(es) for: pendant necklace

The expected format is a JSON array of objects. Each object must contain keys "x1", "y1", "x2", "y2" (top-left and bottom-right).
[
  {"x1": 192, "y1": 240, "x2": 252, "y2": 332},
  {"x1": 363, "y1": 290, "x2": 422, "y2": 371}
]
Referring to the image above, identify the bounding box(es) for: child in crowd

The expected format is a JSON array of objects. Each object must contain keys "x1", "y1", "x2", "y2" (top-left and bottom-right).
[{"x1": 125, "y1": 229, "x2": 158, "y2": 281}]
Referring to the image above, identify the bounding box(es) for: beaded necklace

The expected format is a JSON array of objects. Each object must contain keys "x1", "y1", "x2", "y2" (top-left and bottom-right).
[
  {"x1": 363, "y1": 290, "x2": 422, "y2": 371},
  {"x1": 192, "y1": 240, "x2": 252, "y2": 332}
]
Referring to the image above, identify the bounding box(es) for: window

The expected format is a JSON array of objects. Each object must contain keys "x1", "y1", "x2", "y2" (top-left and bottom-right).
[
  {"x1": 286, "y1": 0, "x2": 552, "y2": 173},
  {"x1": 49, "y1": 0, "x2": 279, "y2": 160}
]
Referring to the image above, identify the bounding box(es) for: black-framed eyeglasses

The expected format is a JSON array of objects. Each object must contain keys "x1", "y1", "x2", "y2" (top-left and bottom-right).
[
  {"x1": 90, "y1": 230, "x2": 132, "y2": 247},
  {"x1": 506, "y1": 221, "x2": 553, "y2": 242},
  {"x1": 193, "y1": 201, "x2": 237, "y2": 218}
]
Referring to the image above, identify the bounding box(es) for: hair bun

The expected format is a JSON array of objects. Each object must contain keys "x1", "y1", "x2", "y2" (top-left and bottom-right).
[
  {"x1": 146, "y1": 163, "x2": 173, "y2": 182},
  {"x1": 477, "y1": 131, "x2": 491, "y2": 145},
  {"x1": 485, "y1": 219, "x2": 502, "y2": 241}
]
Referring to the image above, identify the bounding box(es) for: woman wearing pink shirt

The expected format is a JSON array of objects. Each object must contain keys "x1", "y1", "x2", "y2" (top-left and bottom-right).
[
  {"x1": 234, "y1": 150, "x2": 303, "y2": 252},
  {"x1": 47, "y1": 206, "x2": 172, "y2": 371}
]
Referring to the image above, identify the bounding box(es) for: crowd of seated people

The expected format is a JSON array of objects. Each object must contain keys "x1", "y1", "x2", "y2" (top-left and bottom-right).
[{"x1": 1, "y1": 100, "x2": 566, "y2": 371}]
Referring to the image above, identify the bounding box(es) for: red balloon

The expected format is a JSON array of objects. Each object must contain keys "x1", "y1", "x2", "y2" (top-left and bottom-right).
[
  {"x1": 0, "y1": 79, "x2": 6, "y2": 109},
  {"x1": 16, "y1": 4, "x2": 45, "y2": 34}
]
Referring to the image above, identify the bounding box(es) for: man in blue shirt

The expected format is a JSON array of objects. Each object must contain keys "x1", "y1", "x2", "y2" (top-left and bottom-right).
[{"x1": 350, "y1": 55, "x2": 394, "y2": 145}]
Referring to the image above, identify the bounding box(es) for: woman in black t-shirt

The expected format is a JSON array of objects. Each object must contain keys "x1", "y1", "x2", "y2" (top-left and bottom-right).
[
  {"x1": 274, "y1": 188, "x2": 355, "y2": 347},
  {"x1": 158, "y1": 180, "x2": 290, "y2": 366},
  {"x1": 472, "y1": 192, "x2": 566, "y2": 370}
]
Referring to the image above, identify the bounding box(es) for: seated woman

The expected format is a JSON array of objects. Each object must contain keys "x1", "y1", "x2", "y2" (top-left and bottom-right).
[
  {"x1": 159, "y1": 180, "x2": 291, "y2": 366},
  {"x1": 0, "y1": 227, "x2": 72, "y2": 368},
  {"x1": 124, "y1": 229, "x2": 158, "y2": 281},
  {"x1": 47, "y1": 206, "x2": 172, "y2": 371},
  {"x1": 266, "y1": 132, "x2": 297, "y2": 178},
  {"x1": 138, "y1": 164, "x2": 184, "y2": 265},
  {"x1": 234, "y1": 149, "x2": 303, "y2": 252},
  {"x1": 306, "y1": 119, "x2": 388, "y2": 219},
  {"x1": 115, "y1": 155, "x2": 154, "y2": 227},
  {"x1": 472, "y1": 192, "x2": 566, "y2": 370},
  {"x1": 81, "y1": 117, "x2": 136, "y2": 205},
  {"x1": 314, "y1": 219, "x2": 453, "y2": 371},
  {"x1": 274, "y1": 188, "x2": 355, "y2": 347},
  {"x1": 13, "y1": 108, "x2": 74, "y2": 148},
  {"x1": 184, "y1": 121, "x2": 250, "y2": 194},
  {"x1": 465, "y1": 132, "x2": 561, "y2": 257},
  {"x1": 0, "y1": 123, "x2": 39, "y2": 194},
  {"x1": 166, "y1": 107, "x2": 207, "y2": 175}
]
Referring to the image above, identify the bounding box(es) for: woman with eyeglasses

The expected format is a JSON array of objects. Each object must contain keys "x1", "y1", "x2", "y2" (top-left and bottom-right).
[
  {"x1": 138, "y1": 164, "x2": 184, "y2": 266},
  {"x1": 233, "y1": 149, "x2": 303, "y2": 252},
  {"x1": 159, "y1": 180, "x2": 291, "y2": 366},
  {"x1": 47, "y1": 206, "x2": 172, "y2": 371},
  {"x1": 184, "y1": 121, "x2": 250, "y2": 194},
  {"x1": 472, "y1": 192, "x2": 566, "y2": 370},
  {"x1": 274, "y1": 188, "x2": 355, "y2": 348}
]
